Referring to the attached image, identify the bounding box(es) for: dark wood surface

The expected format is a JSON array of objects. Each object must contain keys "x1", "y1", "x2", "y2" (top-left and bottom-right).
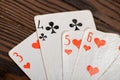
[{"x1": 0, "y1": 0, "x2": 120, "y2": 80}]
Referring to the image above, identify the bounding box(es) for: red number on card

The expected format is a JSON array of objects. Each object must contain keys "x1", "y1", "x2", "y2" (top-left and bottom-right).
[
  {"x1": 13, "y1": 52, "x2": 23, "y2": 62},
  {"x1": 64, "y1": 34, "x2": 70, "y2": 46},
  {"x1": 87, "y1": 32, "x2": 93, "y2": 42}
]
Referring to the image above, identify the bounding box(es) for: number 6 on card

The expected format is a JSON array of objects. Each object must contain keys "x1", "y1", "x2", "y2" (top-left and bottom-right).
[
  {"x1": 87, "y1": 32, "x2": 93, "y2": 42},
  {"x1": 71, "y1": 29, "x2": 120, "y2": 80}
]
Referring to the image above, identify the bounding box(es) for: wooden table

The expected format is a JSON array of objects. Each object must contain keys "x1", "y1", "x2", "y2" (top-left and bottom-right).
[{"x1": 0, "y1": 0, "x2": 120, "y2": 80}]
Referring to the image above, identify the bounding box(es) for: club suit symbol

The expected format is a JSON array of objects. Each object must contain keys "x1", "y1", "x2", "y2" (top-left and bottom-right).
[
  {"x1": 46, "y1": 22, "x2": 59, "y2": 34},
  {"x1": 69, "y1": 19, "x2": 82, "y2": 31},
  {"x1": 39, "y1": 33, "x2": 47, "y2": 41}
]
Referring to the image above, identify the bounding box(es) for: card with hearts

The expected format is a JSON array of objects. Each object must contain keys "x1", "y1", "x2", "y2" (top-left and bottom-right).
[
  {"x1": 34, "y1": 10, "x2": 96, "y2": 80},
  {"x1": 9, "y1": 32, "x2": 47, "y2": 80},
  {"x1": 7, "y1": 10, "x2": 120, "y2": 80},
  {"x1": 62, "y1": 30, "x2": 84, "y2": 80},
  {"x1": 71, "y1": 29, "x2": 120, "y2": 80}
]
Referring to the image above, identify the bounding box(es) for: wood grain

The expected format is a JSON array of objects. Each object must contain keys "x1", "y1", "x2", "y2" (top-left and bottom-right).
[
  {"x1": 0, "y1": 0, "x2": 120, "y2": 80},
  {"x1": 64, "y1": 0, "x2": 120, "y2": 34}
]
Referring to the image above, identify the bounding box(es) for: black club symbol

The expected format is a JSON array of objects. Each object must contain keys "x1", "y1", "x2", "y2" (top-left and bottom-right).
[
  {"x1": 46, "y1": 22, "x2": 59, "y2": 34},
  {"x1": 69, "y1": 19, "x2": 82, "y2": 31},
  {"x1": 39, "y1": 33, "x2": 47, "y2": 41}
]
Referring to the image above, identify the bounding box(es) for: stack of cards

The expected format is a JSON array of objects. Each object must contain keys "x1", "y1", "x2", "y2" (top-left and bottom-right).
[{"x1": 9, "y1": 10, "x2": 120, "y2": 80}]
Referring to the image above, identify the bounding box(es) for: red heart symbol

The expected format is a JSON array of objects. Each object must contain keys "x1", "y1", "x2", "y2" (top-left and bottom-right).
[
  {"x1": 94, "y1": 38, "x2": 106, "y2": 48},
  {"x1": 32, "y1": 40, "x2": 40, "y2": 49},
  {"x1": 64, "y1": 49, "x2": 72, "y2": 55},
  {"x1": 23, "y1": 62, "x2": 30, "y2": 69},
  {"x1": 72, "y1": 39, "x2": 82, "y2": 49},
  {"x1": 87, "y1": 65, "x2": 99, "y2": 76},
  {"x1": 118, "y1": 46, "x2": 120, "y2": 51},
  {"x1": 84, "y1": 45, "x2": 91, "y2": 51}
]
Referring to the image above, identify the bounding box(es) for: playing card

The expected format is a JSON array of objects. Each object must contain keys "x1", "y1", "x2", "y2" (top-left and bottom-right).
[
  {"x1": 71, "y1": 29, "x2": 120, "y2": 80},
  {"x1": 62, "y1": 30, "x2": 84, "y2": 80},
  {"x1": 34, "y1": 10, "x2": 96, "y2": 80},
  {"x1": 99, "y1": 49, "x2": 120, "y2": 80},
  {"x1": 9, "y1": 32, "x2": 47, "y2": 80}
]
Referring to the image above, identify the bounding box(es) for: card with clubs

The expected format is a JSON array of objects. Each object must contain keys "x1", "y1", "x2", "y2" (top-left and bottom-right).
[
  {"x1": 71, "y1": 29, "x2": 120, "y2": 80},
  {"x1": 9, "y1": 32, "x2": 47, "y2": 80},
  {"x1": 62, "y1": 30, "x2": 84, "y2": 80},
  {"x1": 34, "y1": 10, "x2": 96, "y2": 80}
]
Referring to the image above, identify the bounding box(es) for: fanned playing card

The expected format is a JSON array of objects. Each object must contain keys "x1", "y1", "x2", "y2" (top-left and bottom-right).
[
  {"x1": 62, "y1": 30, "x2": 84, "y2": 80},
  {"x1": 99, "y1": 50, "x2": 120, "y2": 80},
  {"x1": 34, "y1": 10, "x2": 96, "y2": 80},
  {"x1": 71, "y1": 29, "x2": 120, "y2": 80},
  {"x1": 9, "y1": 32, "x2": 47, "y2": 80}
]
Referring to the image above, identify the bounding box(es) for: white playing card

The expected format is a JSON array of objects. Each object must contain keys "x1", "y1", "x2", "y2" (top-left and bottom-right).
[
  {"x1": 34, "y1": 10, "x2": 96, "y2": 80},
  {"x1": 99, "y1": 48, "x2": 120, "y2": 80},
  {"x1": 9, "y1": 32, "x2": 47, "y2": 80},
  {"x1": 62, "y1": 30, "x2": 84, "y2": 80},
  {"x1": 71, "y1": 29, "x2": 120, "y2": 80}
]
